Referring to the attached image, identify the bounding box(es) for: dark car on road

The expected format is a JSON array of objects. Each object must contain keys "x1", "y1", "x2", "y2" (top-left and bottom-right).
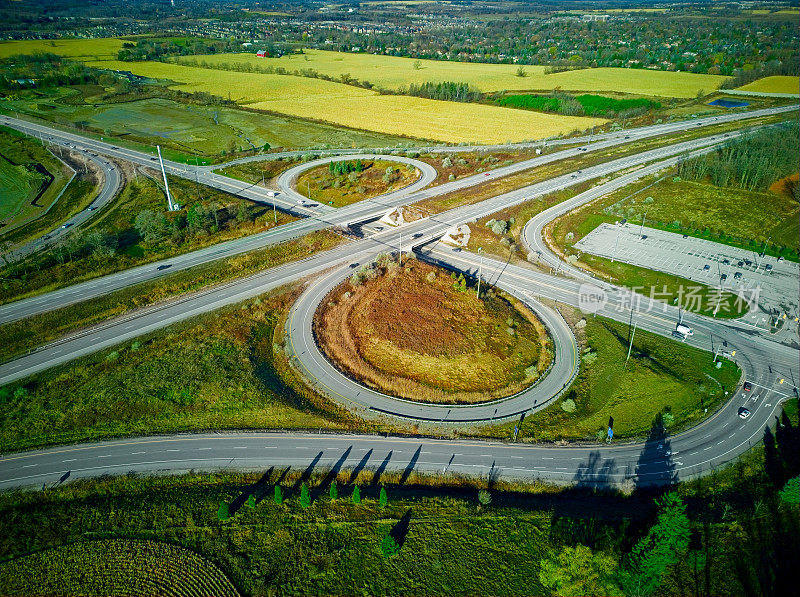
[
  {"x1": 743, "y1": 382, "x2": 753, "y2": 391},
  {"x1": 156, "y1": 264, "x2": 172, "y2": 271}
]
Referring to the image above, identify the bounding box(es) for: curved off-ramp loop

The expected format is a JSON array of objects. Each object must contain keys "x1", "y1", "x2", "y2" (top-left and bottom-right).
[
  {"x1": 276, "y1": 154, "x2": 438, "y2": 210},
  {"x1": 3, "y1": 148, "x2": 122, "y2": 261},
  {"x1": 285, "y1": 261, "x2": 579, "y2": 424}
]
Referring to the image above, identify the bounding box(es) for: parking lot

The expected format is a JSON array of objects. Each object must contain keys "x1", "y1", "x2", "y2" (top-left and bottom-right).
[{"x1": 574, "y1": 223, "x2": 800, "y2": 338}]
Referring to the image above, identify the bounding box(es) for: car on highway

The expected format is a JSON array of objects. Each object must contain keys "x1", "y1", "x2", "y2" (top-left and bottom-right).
[
  {"x1": 86, "y1": 206, "x2": 97, "y2": 211},
  {"x1": 743, "y1": 382, "x2": 753, "y2": 391},
  {"x1": 413, "y1": 232, "x2": 423, "y2": 238},
  {"x1": 738, "y1": 407, "x2": 751, "y2": 419},
  {"x1": 156, "y1": 264, "x2": 172, "y2": 271},
  {"x1": 349, "y1": 263, "x2": 359, "y2": 268},
  {"x1": 61, "y1": 222, "x2": 72, "y2": 229}
]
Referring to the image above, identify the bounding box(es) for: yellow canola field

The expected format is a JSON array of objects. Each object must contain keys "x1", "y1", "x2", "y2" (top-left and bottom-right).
[
  {"x1": 0, "y1": 38, "x2": 123, "y2": 60},
  {"x1": 737, "y1": 76, "x2": 800, "y2": 95},
  {"x1": 185, "y1": 49, "x2": 727, "y2": 97},
  {"x1": 87, "y1": 60, "x2": 608, "y2": 144}
]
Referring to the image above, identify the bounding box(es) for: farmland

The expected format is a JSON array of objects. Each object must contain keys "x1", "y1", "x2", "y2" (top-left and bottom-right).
[
  {"x1": 71, "y1": 59, "x2": 605, "y2": 144},
  {"x1": 2, "y1": 94, "x2": 414, "y2": 155},
  {"x1": 737, "y1": 76, "x2": 799, "y2": 94},
  {"x1": 0, "y1": 38, "x2": 123, "y2": 61},
  {"x1": 316, "y1": 258, "x2": 552, "y2": 404},
  {"x1": 178, "y1": 49, "x2": 727, "y2": 97},
  {"x1": 0, "y1": 540, "x2": 238, "y2": 596}
]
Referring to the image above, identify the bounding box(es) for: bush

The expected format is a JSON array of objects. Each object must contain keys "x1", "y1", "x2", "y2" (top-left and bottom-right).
[
  {"x1": 478, "y1": 489, "x2": 492, "y2": 505},
  {"x1": 300, "y1": 483, "x2": 311, "y2": 509},
  {"x1": 273, "y1": 485, "x2": 283, "y2": 505},
  {"x1": 380, "y1": 534, "x2": 400, "y2": 558},
  {"x1": 352, "y1": 485, "x2": 361, "y2": 504},
  {"x1": 217, "y1": 502, "x2": 229, "y2": 521},
  {"x1": 442, "y1": 156, "x2": 453, "y2": 168},
  {"x1": 560, "y1": 398, "x2": 577, "y2": 413}
]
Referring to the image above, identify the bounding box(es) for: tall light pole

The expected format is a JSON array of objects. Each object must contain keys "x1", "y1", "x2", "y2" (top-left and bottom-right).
[
  {"x1": 639, "y1": 211, "x2": 647, "y2": 239},
  {"x1": 476, "y1": 247, "x2": 484, "y2": 298},
  {"x1": 611, "y1": 222, "x2": 623, "y2": 263},
  {"x1": 157, "y1": 145, "x2": 175, "y2": 211}
]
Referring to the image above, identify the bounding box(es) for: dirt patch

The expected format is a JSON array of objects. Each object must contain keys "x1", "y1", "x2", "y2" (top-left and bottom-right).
[
  {"x1": 769, "y1": 172, "x2": 799, "y2": 198},
  {"x1": 314, "y1": 258, "x2": 553, "y2": 404}
]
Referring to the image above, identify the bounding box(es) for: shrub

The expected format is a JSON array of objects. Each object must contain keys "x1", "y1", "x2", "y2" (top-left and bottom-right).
[
  {"x1": 273, "y1": 485, "x2": 283, "y2": 505},
  {"x1": 300, "y1": 483, "x2": 311, "y2": 509},
  {"x1": 560, "y1": 399, "x2": 577, "y2": 413},
  {"x1": 329, "y1": 482, "x2": 338, "y2": 501},
  {"x1": 352, "y1": 485, "x2": 361, "y2": 504},
  {"x1": 217, "y1": 502, "x2": 229, "y2": 521},
  {"x1": 379, "y1": 487, "x2": 388, "y2": 508},
  {"x1": 478, "y1": 489, "x2": 492, "y2": 505},
  {"x1": 380, "y1": 534, "x2": 400, "y2": 558},
  {"x1": 442, "y1": 156, "x2": 453, "y2": 168}
]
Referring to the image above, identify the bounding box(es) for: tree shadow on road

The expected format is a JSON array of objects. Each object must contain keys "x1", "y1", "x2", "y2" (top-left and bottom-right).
[
  {"x1": 633, "y1": 414, "x2": 677, "y2": 491},
  {"x1": 312, "y1": 446, "x2": 352, "y2": 499},
  {"x1": 400, "y1": 445, "x2": 422, "y2": 484},
  {"x1": 572, "y1": 451, "x2": 619, "y2": 490},
  {"x1": 348, "y1": 448, "x2": 373, "y2": 484}
]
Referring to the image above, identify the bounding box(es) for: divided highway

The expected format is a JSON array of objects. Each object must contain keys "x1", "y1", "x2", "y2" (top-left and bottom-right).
[
  {"x1": 0, "y1": 105, "x2": 797, "y2": 492},
  {"x1": 0, "y1": 104, "x2": 794, "y2": 325}
]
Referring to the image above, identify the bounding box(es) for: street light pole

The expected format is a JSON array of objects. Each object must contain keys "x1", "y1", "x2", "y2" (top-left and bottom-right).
[
  {"x1": 611, "y1": 223, "x2": 623, "y2": 263},
  {"x1": 477, "y1": 247, "x2": 484, "y2": 298},
  {"x1": 639, "y1": 212, "x2": 647, "y2": 239}
]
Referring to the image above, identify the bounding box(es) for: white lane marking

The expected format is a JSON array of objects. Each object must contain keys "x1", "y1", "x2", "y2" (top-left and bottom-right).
[{"x1": 130, "y1": 452, "x2": 145, "y2": 455}]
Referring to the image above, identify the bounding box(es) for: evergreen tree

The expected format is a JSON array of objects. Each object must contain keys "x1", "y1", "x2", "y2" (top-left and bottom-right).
[
  {"x1": 329, "y1": 481, "x2": 338, "y2": 501},
  {"x1": 217, "y1": 501, "x2": 229, "y2": 520},
  {"x1": 379, "y1": 487, "x2": 388, "y2": 508},
  {"x1": 247, "y1": 494, "x2": 256, "y2": 508},
  {"x1": 274, "y1": 485, "x2": 283, "y2": 505},
  {"x1": 352, "y1": 484, "x2": 361, "y2": 504},
  {"x1": 300, "y1": 482, "x2": 311, "y2": 509}
]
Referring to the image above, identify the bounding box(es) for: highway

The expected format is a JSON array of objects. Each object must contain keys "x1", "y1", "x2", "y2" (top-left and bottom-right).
[
  {"x1": 0, "y1": 105, "x2": 797, "y2": 492},
  {"x1": 0, "y1": 128, "x2": 760, "y2": 386},
  {"x1": 2, "y1": 146, "x2": 122, "y2": 260},
  {"x1": 0, "y1": 104, "x2": 794, "y2": 325}
]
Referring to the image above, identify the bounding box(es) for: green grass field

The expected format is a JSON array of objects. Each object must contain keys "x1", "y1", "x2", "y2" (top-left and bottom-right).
[
  {"x1": 525, "y1": 314, "x2": 739, "y2": 440},
  {"x1": 0, "y1": 174, "x2": 301, "y2": 306},
  {"x1": 0, "y1": 285, "x2": 351, "y2": 453},
  {"x1": 0, "y1": 127, "x2": 72, "y2": 236},
  {"x1": 602, "y1": 177, "x2": 799, "y2": 256},
  {"x1": 737, "y1": 76, "x2": 799, "y2": 94},
  {"x1": 181, "y1": 49, "x2": 727, "y2": 97},
  {"x1": 0, "y1": 540, "x2": 239, "y2": 596}
]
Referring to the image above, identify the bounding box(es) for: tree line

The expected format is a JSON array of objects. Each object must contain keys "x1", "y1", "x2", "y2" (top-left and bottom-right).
[
  {"x1": 677, "y1": 122, "x2": 800, "y2": 194},
  {"x1": 403, "y1": 81, "x2": 482, "y2": 103}
]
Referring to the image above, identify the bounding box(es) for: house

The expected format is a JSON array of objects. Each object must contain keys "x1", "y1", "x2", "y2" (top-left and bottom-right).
[{"x1": 256, "y1": 50, "x2": 267, "y2": 58}]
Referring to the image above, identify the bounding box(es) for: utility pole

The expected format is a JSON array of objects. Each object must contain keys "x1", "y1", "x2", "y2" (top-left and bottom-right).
[
  {"x1": 476, "y1": 247, "x2": 484, "y2": 298},
  {"x1": 625, "y1": 320, "x2": 637, "y2": 366},
  {"x1": 639, "y1": 212, "x2": 647, "y2": 239},
  {"x1": 399, "y1": 231, "x2": 402, "y2": 264},
  {"x1": 157, "y1": 145, "x2": 175, "y2": 211}
]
